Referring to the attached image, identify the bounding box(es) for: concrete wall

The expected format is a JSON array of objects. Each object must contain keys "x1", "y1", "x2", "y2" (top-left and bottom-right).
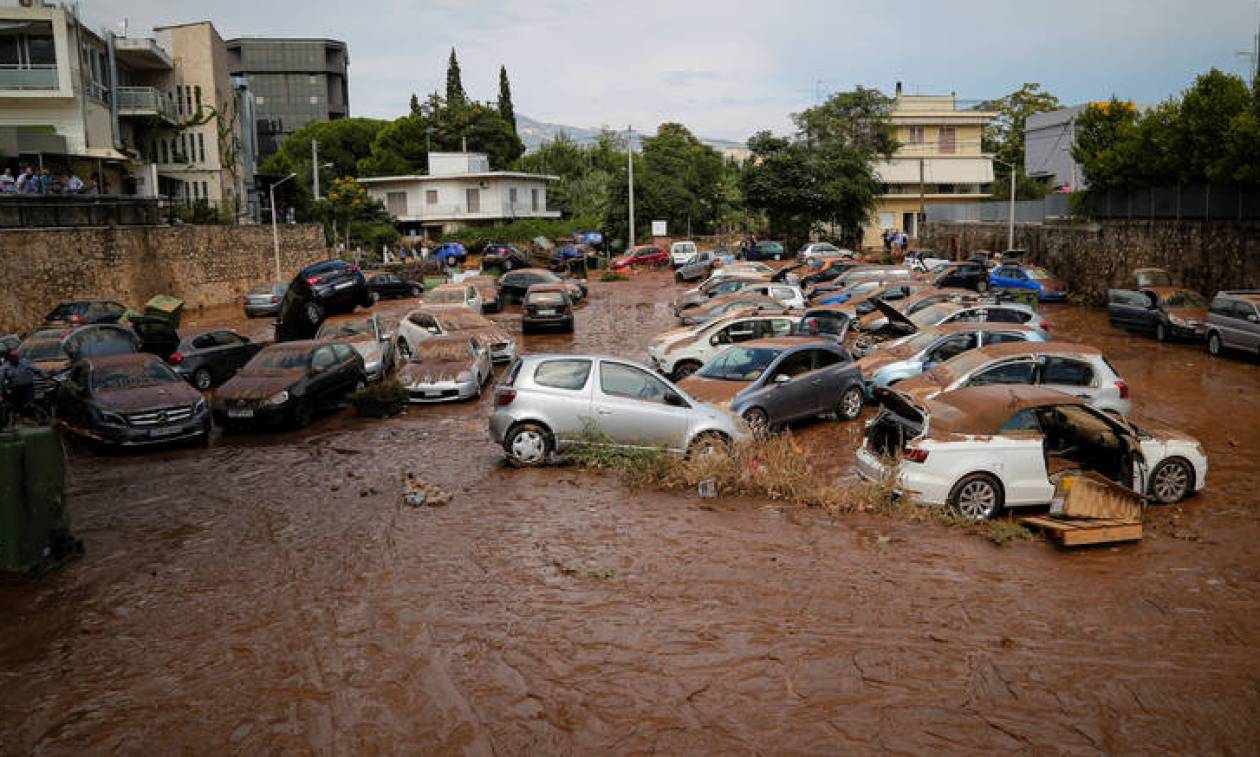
[
  {"x1": 0, "y1": 223, "x2": 327, "y2": 333},
  {"x1": 922, "y1": 219, "x2": 1260, "y2": 304}
]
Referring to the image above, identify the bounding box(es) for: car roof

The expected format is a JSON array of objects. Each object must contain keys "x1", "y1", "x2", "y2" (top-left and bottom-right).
[
  {"x1": 925, "y1": 385, "x2": 1090, "y2": 436},
  {"x1": 738, "y1": 336, "x2": 831, "y2": 350},
  {"x1": 924, "y1": 322, "x2": 1036, "y2": 335},
  {"x1": 504, "y1": 267, "x2": 554, "y2": 276},
  {"x1": 1220, "y1": 290, "x2": 1260, "y2": 303},
  {"x1": 969, "y1": 341, "x2": 1101, "y2": 360}
]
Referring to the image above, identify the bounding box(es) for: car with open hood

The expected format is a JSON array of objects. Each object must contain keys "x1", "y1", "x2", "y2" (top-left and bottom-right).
[
  {"x1": 399, "y1": 335, "x2": 492, "y2": 403},
  {"x1": 989, "y1": 264, "x2": 1069, "y2": 301},
  {"x1": 168, "y1": 327, "x2": 263, "y2": 390},
  {"x1": 868, "y1": 299, "x2": 1048, "y2": 340},
  {"x1": 274, "y1": 259, "x2": 371, "y2": 342},
  {"x1": 857, "y1": 323, "x2": 1046, "y2": 395},
  {"x1": 678, "y1": 337, "x2": 866, "y2": 431},
  {"x1": 213, "y1": 340, "x2": 366, "y2": 430},
  {"x1": 55, "y1": 352, "x2": 210, "y2": 447},
  {"x1": 857, "y1": 385, "x2": 1207, "y2": 520},
  {"x1": 498, "y1": 267, "x2": 587, "y2": 305},
  {"x1": 1108, "y1": 284, "x2": 1208, "y2": 342},
  {"x1": 315, "y1": 313, "x2": 398, "y2": 382},
  {"x1": 853, "y1": 287, "x2": 979, "y2": 333},
  {"x1": 488, "y1": 354, "x2": 745, "y2": 466},
  {"x1": 398, "y1": 306, "x2": 515, "y2": 363},
  {"x1": 679, "y1": 294, "x2": 784, "y2": 327},
  {"x1": 886, "y1": 341, "x2": 1131, "y2": 416},
  {"x1": 463, "y1": 275, "x2": 503, "y2": 313},
  {"x1": 647, "y1": 309, "x2": 802, "y2": 380}
]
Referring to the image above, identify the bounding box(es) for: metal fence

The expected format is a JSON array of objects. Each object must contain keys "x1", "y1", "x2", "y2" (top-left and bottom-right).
[
  {"x1": 926, "y1": 194, "x2": 1072, "y2": 224},
  {"x1": 0, "y1": 196, "x2": 163, "y2": 228},
  {"x1": 926, "y1": 185, "x2": 1260, "y2": 224}
]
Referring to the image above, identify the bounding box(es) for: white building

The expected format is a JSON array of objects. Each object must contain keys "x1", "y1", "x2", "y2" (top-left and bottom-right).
[{"x1": 359, "y1": 152, "x2": 559, "y2": 240}]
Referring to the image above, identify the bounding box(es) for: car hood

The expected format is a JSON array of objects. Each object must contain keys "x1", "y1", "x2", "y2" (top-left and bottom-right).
[
  {"x1": 872, "y1": 299, "x2": 918, "y2": 332},
  {"x1": 676, "y1": 376, "x2": 750, "y2": 405},
  {"x1": 451, "y1": 324, "x2": 512, "y2": 344},
  {"x1": 352, "y1": 340, "x2": 383, "y2": 364},
  {"x1": 400, "y1": 359, "x2": 472, "y2": 385},
  {"x1": 96, "y1": 383, "x2": 201, "y2": 413},
  {"x1": 881, "y1": 372, "x2": 941, "y2": 406},
  {"x1": 856, "y1": 342, "x2": 918, "y2": 374},
  {"x1": 612, "y1": 255, "x2": 634, "y2": 266},
  {"x1": 218, "y1": 368, "x2": 304, "y2": 400},
  {"x1": 1165, "y1": 306, "x2": 1208, "y2": 322}
]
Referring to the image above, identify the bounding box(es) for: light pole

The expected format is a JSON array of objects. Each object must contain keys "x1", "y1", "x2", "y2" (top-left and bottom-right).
[
  {"x1": 312, "y1": 139, "x2": 335, "y2": 200},
  {"x1": 270, "y1": 172, "x2": 296, "y2": 283},
  {"x1": 626, "y1": 125, "x2": 635, "y2": 249},
  {"x1": 993, "y1": 157, "x2": 1017, "y2": 252}
]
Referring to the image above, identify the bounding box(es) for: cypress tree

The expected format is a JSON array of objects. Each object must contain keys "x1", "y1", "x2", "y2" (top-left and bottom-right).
[
  {"x1": 445, "y1": 48, "x2": 466, "y2": 108},
  {"x1": 498, "y1": 65, "x2": 516, "y2": 131},
  {"x1": 409, "y1": 93, "x2": 421, "y2": 116}
]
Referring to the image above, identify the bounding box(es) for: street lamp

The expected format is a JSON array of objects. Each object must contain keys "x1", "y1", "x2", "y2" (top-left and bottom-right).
[
  {"x1": 992, "y1": 157, "x2": 1017, "y2": 252},
  {"x1": 270, "y1": 172, "x2": 296, "y2": 283}
]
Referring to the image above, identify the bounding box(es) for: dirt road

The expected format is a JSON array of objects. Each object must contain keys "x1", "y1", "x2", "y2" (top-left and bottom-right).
[{"x1": 2, "y1": 270, "x2": 1258, "y2": 754}]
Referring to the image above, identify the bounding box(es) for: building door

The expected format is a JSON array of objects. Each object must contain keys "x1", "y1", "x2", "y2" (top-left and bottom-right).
[
  {"x1": 902, "y1": 212, "x2": 915, "y2": 236},
  {"x1": 465, "y1": 188, "x2": 480, "y2": 214}
]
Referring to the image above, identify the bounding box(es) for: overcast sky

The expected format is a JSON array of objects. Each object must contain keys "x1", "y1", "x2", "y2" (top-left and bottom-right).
[{"x1": 83, "y1": 0, "x2": 1259, "y2": 142}]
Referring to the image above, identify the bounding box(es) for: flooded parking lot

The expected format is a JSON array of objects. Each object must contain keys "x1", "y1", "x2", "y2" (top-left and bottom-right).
[{"x1": 2, "y1": 270, "x2": 1259, "y2": 753}]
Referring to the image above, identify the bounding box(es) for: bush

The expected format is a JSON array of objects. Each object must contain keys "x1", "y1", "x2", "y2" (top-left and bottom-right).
[
  {"x1": 599, "y1": 271, "x2": 628, "y2": 282},
  {"x1": 349, "y1": 379, "x2": 408, "y2": 403}
]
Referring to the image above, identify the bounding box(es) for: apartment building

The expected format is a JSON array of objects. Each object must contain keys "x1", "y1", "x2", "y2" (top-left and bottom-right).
[{"x1": 867, "y1": 86, "x2": 996, "y2": 242}]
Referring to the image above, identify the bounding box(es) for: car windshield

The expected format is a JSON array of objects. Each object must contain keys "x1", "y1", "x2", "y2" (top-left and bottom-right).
[
  {"x1": 251, "y1": 348, "x2": 310, "y2": 369},
  {"x1": 903, "y1": 330, "x2": 954, "y2": 352},
  {"x1": 416, "y1": 340, "x2": 470, "y2": 362},
  {"x1": 528, "y1": 292, "x2": 566, "y2": 306},
  {"x1": 697, "y1": 347, "x2": 781, "y2": 381},
  {"x1": 248, "y1": 284, "x2": 275, "y2": 295},
  {"x1": 1025, "y1": 267, "x2": 1053, "y2": 280},
  {"x1": 47, "y1": 303, "x2": 87, "y2": 318},
  {"x1": 910, "y1": 303, "x2": 960, "y2": 327},
  {"x1": 1164, "y1": 291, "x2": 1207, "y2": 308},
  {"x1": 18, "y1": 339, "x2": 66, "y2": 362},
  {"x1": 438, "y1": 311, "x2": 492, "y2": 330},
  {"x1": 92, "y1": 361, "x2": 179, "y2": 391},
  {"x1": 317, "y1": 319, "x2": 373, "y2": 339}
]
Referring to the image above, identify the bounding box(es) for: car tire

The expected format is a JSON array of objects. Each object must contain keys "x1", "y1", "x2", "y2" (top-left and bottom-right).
[
  {"x1": 672, "y1": 361, "x2": 702, "y2": 381},
  {"x1": 505, "y1": 421, "x2": 553, "y2": 467},
  {"x1": 1207, "y1": 332, "x2": 1222, "y2": 357},
  {"x1": 947, "y1": 472, "x2": 1004, "y2": 521},
  {"x1": 686, "y1": 431, "x2": 731, "y2": 460},
  {"x1": 835, "y1": 385, "x2": 865, "y2": 421},
  {"x1": 305, "y1": 301, "x2": 325, "y2": 325},
  {"x1": 368, "y1": 291, "x2": 381, "y2": 304},
  {"x1": 292, "y1": 399, "x2": 313, "y2": 428},
  {"x1": 1155, "y1": 322, "x2": 1167, "y2": 342},
  {"x1": 742, "y1": 407, "x2": 771, "y2": 435},
  {"x1": 192, "y1": 368, "x2": 213, "y2": 391},
  {"x1": 1149, "y1": 457, "x2": 1194, "y2": 504}
]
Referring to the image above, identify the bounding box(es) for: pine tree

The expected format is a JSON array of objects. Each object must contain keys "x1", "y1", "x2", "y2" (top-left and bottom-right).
[
  {"x1": 409, "y1": 93, "x2": 421, "y2": 116},
  {"x1": 445, "y1": 48, "x2": 466, "y2": 109},
  {"x1": 498, "y1": 65, "x2": 516, "y2": 132}
]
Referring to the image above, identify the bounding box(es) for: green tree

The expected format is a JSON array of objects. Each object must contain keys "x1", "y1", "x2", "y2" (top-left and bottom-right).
[
  {"x1": 357, "y1": 102, "x2": 524, "y2": 176},
  {"x1": 446, "y1": 48, "x2": 466, "y2": 109},
  {"x1": 498, "y1": 65, "x2": 516, "y2": 131},
  {"x1": 259, "y1": 117, "x2": 389, "y2": 218},
  {"x1": 1071, "y1": 98, "x2": 1142, "y2": 191},
  {"x1": 409, "y1": 93, "x2": 421, "y2": 116},
  {"x1": 1175, "y1": 68, "x2": 1252, "y2": 183}
]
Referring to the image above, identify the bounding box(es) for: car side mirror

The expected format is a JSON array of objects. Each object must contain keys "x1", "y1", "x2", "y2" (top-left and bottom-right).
[
  {"x1": 773, "y1": 374, "x2": 791, "y2": 385},
  {"x1": 664, "y1": 391, "x2": 687, "y2": 408}
]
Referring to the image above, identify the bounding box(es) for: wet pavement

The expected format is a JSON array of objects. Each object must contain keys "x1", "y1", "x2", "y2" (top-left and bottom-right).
[{"x1": 2, "y1": 270, "x2": 1259, "y2": 753}]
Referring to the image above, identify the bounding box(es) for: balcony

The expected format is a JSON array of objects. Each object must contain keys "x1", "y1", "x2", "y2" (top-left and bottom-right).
[
  {"x1": 392, "y1": 202, "x2": 559, "y2": 222},
  {"x1": 0, "y1": 64, "x2": 58, "y2": 91},
  {"x1": 116, "y1": 87, "x2": 177, "y2": 124},
  {"x1": 114, "y1": 37, "x2": 173, "y2": 71}
]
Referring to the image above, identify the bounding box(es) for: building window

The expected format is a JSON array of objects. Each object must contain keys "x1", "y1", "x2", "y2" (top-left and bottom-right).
[
  {"x1": 201, "y1": 181, "x2": 208, "y2": 199},
  {"x1": 185, "y1": 87, "x2": 193, "y2": 115},
  {"x1": 175, "y1": 85, "x2": 183, "y2": 115},
  {"x1": 509, "y1": 187, "x2": 518, "y2": 206},
  {"x1": 198, "y1": 133, "x2": 206, "y2": 163},
  {"x1": 194, "y1": 85, "x2": 202, "y2": 112},
  {"x1": 386, "y1": 191, "x2": 408, "y2": 216},
  {"x1": 908, "y1": 126, "x2": 925, "y2": 144},
  {"x1": 465, "y1": 188, "x2": 480, "y2": 213},
  {"x1": 426, "y1": 189, "x2": 438, "y2": 205},
  {"x1": 938, "y1": 127, "x2": 957, "y2": 154},
  {"x1": 159, "y1": 140, "x2": 168, "y2": 164},
  {"x1": 531, "y1": 188, "x2": 539, "y2": 212}
]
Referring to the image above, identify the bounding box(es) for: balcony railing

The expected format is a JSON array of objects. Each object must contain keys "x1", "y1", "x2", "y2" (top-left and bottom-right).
[
  {"x1": 398, "y1": 203, "x2": 558, "y2": 221},
  {"x1": 116, "y1": 86, "x2": 177, "y2": 123},
  {"x1": 0, "y1": 64, "x2": 59, "y2": 91}
]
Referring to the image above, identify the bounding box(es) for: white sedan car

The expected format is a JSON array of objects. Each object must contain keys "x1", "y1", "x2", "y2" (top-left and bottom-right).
[
  {"x1": 856, "y1": 385, "x2": 1207, "y2": 520},
  {"x1": 424, "y1": 282, "x2": 483, "y2": 313},
  {"x1": 647, "y1": 310, "x2": 801, "y2": 379}
]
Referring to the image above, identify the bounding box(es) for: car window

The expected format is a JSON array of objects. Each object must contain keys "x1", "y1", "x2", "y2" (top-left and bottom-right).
[
  {"x1": 768, "y1": 319, "x2": 794, "y2": 336},
  {"x1": 1041, "y1": 357, "x2": 1095, "y2": 387},
  {"x1": 1233, "y1": 300, "x2": 1257, "y2": 320},
  {"x1": 723, "y1": 322, "x2": 759, "y2": 343},
  {"x1": 213, "y1": 331, "x2": 245, "y2": 347},
  {"x1": 772, "y1": 287, "x2": 795, "y2": 300},
  {"x1": 599, "y1": 362, "x2": 671, "y2": 403},
  {"x1": 985, "y1": 308, "x2": 1029, "y2": 323},
  {"x1": 800, "y1": 314, "x2": 845, "y2": 337},
  {"x1": 408, "y1": 313, "x2": 440, "y2": 333},
  {"x1": 813, "y1": 349, "x2": 843, "y2": 369},
  {"x1": 999, "y1": 409, "x2": 1042, "y2": 435},
  {"x1": 947, "y1": 309, "x2": 984, "y2": 324},
  {"x1": 927, "y1": 333, "x2": 977, "y2": 363},
  {"x1": 332, "y1": 343, "x2": 355, "y2": 362},
  {"x1": 534, "y1": 359, "x2": 591, "y2": 390},
  {"x1": 192, "y1": 334, "x2": 216, "y2": 350},
  {"x1": 771, "y1": 351, "x2": 814, "y2": 381},
  {"x1": 967, "y1": 361, "x2": 1037, "y2": 387},
  {"x1": 311, "y1": 347, "x2": 336, "y2": 371}
]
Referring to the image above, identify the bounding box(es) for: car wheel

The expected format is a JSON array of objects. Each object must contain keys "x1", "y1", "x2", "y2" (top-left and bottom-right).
[
  {"x1": 948, "y1": 473, "x2": 1004, "y2": 521},
  {"x1": 505, "y1": 422, "x2": 552, "y2": 467},
  {"x1": 672, "y1": 361, "x2": 702, "y2": 381},
  {"x1": 192, "y1": 368, "x2": 213, "y2": 391},
  {"x1": 742, "y1": 407, "x2": 771, "y2": 435},
  {"x1": 1207, "y1": 332, "x2": 1222, "y2": 357},
  {"x1": 368, "y1": 291, "x2": 381, "y2": 304},
  {"x1": 292, "y1": 399, "x2": 313, "y2": 428},
  {"x1": 305, "y1": 301, "x2": 325, "y2": 325},
  {"x1": 686, "y1": 432, "x2": 730, "y2": 460},
  {"x1": 1155, "y1": 322, "x2": 1167, "y2": 342},
  {"x1": 835, "y1": 385, "x2": 864, "y2": 421},
  {"x1": 1149, "y1": 457, "x2": 1194, "y2": 504}
]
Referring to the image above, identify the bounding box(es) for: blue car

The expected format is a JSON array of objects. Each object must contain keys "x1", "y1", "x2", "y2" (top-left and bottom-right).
[
  {"x1": 433, "y1": 242, "x2": 467, "y2": 267},
  {"x1": 814, "y1": 279, "x2": 894, "y2": 306},
  {"x1": 988, "y1": 264, "x2": 1069, "y2": 302}
]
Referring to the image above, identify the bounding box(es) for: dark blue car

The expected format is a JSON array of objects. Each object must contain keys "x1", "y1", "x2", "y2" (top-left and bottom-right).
[{"x1": 433, "y1": 242, "x2": 467, "y2": 267}]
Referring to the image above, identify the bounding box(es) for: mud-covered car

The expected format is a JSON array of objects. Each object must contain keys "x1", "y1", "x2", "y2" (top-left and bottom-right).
[
  {"x1": 463, "y1": 275, "x2": 503, "y2": 313},
  {"x1": 481, "y1": 243, "x2": 531, "y2": 272},
  {"x1": 399, "y1": 335, "x2": 492, "y2": 403},
  {"x1": 44, "y1": 300, "x2": 128, "y2": 327},
  {"x1": 398, "y1": 306, "x2": 516, "y2": 363},
  {"x1": 55, "y1": 352, "x2": 210, "y2": 447},
  {"x1": 316, "y1": 313, "x2": 398, "y2": 382},
  {"x1": 1108, "y1": 286, "x2": 1208, "y2": 342},
  {"x1": 363, "y1": 271, "x2": 420, "y2": 301},
  {"x1": 674, "y1": 276, "x2": 777, "y2": 315},
  {"x1": 857, "y1": 385, "x2": 1208, "y2": 520},
  {"x1": 275, "y1": 260, "x2": 370, "y2": 342},
  {"x1": 522, "y1": 284, "x2": 575, "y2": 334},
  {"x1": 857, "y1": 323, "x2": 1046, "y2": 395},
  {"x1": 169, "y1": 327, "x2": 263, "y2": 390},
  {"x1": 424, "y1": 282, "x2": 483, "y2": 312},
  {"x1": 243, "y1": 283, "x2": 287, "y2": 317},
  {"x1": 647, "y1": 308, "x2": 801, "y2": 380},
  {"x1": 498, "y1": 268, "x2": 587, "y2": 305},
  {"x1": 214, "y1": 340, "x2": 366, "y2": 430},
  {"x1": 678, "y1": 337, "x2": 866, "y2": 430},
  {"x1": 680, "y1": 294, "x2": 783, "y2": 327},
  {"x1": 16, "y1": 328, "x2": 71, "y2": 401},
  {"x1": 989, "y1": 264, "x2": 1068, "y2": 301},
  {"x1": 674, "y1": 249, "x2": 726, "y2": 283}
]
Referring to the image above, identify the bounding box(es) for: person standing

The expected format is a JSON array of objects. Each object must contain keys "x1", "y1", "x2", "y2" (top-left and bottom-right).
[
  {"x1": 37, "y1": 169, "x2": 52, "y2": 196},
  {"x1": 882, "y1": 228, "x2": 891, "y2": 254},
  {"x1": 66, "y1": 172, "x2": 84, "y2": 193},
  {"x1": 0, "y1": 168, "x2": 15, "y2": 193},
  {"x1": 16, "y1": 166, "x2": 35, "y2": 193}
]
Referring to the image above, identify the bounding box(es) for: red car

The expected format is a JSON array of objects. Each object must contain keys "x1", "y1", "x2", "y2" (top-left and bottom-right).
[{"x1": 611, "y1": 245, "x2": 668, "y2": 271}]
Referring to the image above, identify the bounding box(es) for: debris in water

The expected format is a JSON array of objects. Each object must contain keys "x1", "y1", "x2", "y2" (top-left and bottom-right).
[{"x1": 404, "y1": 473, "x2": 450, "y2": 507}]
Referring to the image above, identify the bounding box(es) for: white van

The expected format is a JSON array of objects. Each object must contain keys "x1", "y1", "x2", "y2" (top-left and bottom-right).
[{"x1": 670, "y1": 241, "x2": 699, "y2": 267}]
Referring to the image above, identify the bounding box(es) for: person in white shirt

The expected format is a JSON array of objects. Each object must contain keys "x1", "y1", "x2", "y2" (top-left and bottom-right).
[{"x1": 0, "y1": 168, "x2": 15, "y2": 193}]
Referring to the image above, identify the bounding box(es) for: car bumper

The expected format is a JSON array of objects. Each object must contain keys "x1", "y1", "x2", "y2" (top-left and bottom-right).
[
  {"x1": 406, "y1": 380, "x2": 479, "y2": 403},
  {"x1": 215, "y1": 402, "x2": 291, "y2": 428},
  {"x1": 1168, "y1": 322, "x2": 1207, "y2": 340},
  {"x1": 244, "y1": 304, "x2": 280, "y2": 316},
  {"x1": 523, "y1": 316, "x2": 573, "y2": 331},
  {"x1": 88, "y1": 415, "x2": 210, "y2": 446},
  {"x1": 855, "y1": 446, "x2": 949, "y2": 506},
  {"x1": 488, "y1": 411, "x2": 514, "y2": 445},
  {"x1": 1037, "y1": 291, "x2": 1068, "y2": 302},
  {"x1": 490, "y1": 342, "x2": 516, "y2": 363}
]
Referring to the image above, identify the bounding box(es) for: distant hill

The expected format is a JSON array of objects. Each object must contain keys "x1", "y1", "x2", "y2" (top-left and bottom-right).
[{"x1": 517, "y1": 114, "x2": 745, "y2": 154}]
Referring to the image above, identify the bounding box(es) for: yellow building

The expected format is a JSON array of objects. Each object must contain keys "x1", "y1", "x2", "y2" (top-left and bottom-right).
[{"x1": 865, "y1": 89, "x2": 995, "y2": 247}]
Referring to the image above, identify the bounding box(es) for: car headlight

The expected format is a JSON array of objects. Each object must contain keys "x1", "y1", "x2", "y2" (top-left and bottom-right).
[
  {"x1": 266, "y1": 390, "x2": 290, "y2": 406},
  {"x1": 1169, "y1": 315, "x2": 1187, "y2": 327},
  {"x1": 456, "y1": 370, "x2": 472, "y2": 382}
]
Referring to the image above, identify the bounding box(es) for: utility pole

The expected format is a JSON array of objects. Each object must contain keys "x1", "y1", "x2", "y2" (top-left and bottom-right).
[
  {"x1": 312, "y1": 139, "x2": 320, "y2": 200},
  {"x1": 627, "y1": 125, "x2": 635, "y2": 249},
  {"x1": 270, "y1": 173, "x2": 296, "y2": 283}
]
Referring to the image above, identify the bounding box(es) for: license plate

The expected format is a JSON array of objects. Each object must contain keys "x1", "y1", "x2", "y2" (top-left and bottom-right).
[
  {"x1": 227, "y1": 409, "x2": 254, "y2": 418},
  {"x1": 149, "y1": 426, "x2": 183, "y2": 437},
  {"x1": 334, "y1": 280, "x2": 354, "y2": 289},
  {"x1": 424, "y1": 391, "x2": 441, "y2": 398},
  {"x1": 538, "y1": 309, "x2": 556, "y2": 316}
]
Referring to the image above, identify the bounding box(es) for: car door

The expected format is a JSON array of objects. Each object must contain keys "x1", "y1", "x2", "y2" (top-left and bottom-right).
[
  {"x1": 592, "y1": 360, "x2": 691, "y2": 449},
  {"x1": 57, "y1": 362, "x2": 92, "y2": 425},
  {"x1": 990, "y1": 266, "x2": 1014, "y2": 290},
  {"x1": 994, "y1": 409, "x2": 1056, "y2": 505},
  {"x1": 961, "y1": 360, "x2": 1038, "y2": 390},
  {"x1": 922, "y1": 333, "x2": 979, "y2": 371},
  {"x1": 1107, "y1": 289, "x2": 1144, "y2": 329},
  {"x1": 529, "y1": 358, "x2": 594, "y2": 443},
  {"x1": 331, "y1": 342, "x2": 361, "y2": 395},
  {"x1": 980, "y1": 330, "x2": 1031, "y2": 347},
  {"x1": 1233, "y1": 300, "x2": 1260, "y2": 351},
  {"x1": 212, "y1": 330, "x2": 255, "y2": 377},
  {"x1": 307, "y1": 346, "x2": 340, "y2": 404},
  {"x1": 811, "y1": 347, "x2": 858, "y2": 415},
  {"x1": 759, "y1": 349, "x2": 816, "y2": 422},
  {"x1": 1037, "y1": 356, "x2": 1098, "y2": 403}
]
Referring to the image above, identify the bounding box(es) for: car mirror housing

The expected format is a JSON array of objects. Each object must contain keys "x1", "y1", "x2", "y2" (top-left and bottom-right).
[{"x1": 773, "y1": 374, "x2": 791, "y2": 385}]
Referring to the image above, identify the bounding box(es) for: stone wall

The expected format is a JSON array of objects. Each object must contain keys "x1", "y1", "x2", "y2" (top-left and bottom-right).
[
  {"x1": 922, "y1": 219, "x2": 1260, "y2": 304},
  {"x1": 1, "y1": 224, "x2": 328, "y2": 333}
]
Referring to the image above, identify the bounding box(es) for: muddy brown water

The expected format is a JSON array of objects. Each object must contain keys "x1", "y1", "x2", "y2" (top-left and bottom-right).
[{"x1": 2, "y1": 271, "x2": 1259, "y2": 753}]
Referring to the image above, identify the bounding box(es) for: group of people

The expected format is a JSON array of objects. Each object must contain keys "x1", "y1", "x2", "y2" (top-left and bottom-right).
[
  {"x1": 882, "y1": 228, "x2": 910, "y2": 254},
  {"x1": 0, "y1": 166, "x2": 99, "y2": 196}
]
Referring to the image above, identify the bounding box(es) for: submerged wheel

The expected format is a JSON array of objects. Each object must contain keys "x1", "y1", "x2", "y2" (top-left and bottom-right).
[
  {"x1": 835, "y1": 385, "x2": 865, "y2": 421},
  {"x1": 192, "y1": 368, "x2": 213, "y2": 391},
  {"x1": 292, "y1": 399, "x2": 313, "y2": 428},
  {"x1": 948, "y1": 473, "x2": 1004, "y2": 521},
  {"x1": 505, "y1": 422, "x2": 552, "y2": 467},
  {"x1": 1149, "y1": 457, "x2": 1194, "y2": 504},
  {"x1": 687, "y1": 432, "x2": 730, "y2": 460},
  {"x1": 1155, "y1": 322, "x2": 1168, "y2": 342},
  {"x1": 672, "y1": 360, "x2": 702, "y2": 381},
  {"x1": 742, "y1": 407, "x2": 770, "y2": 435}
]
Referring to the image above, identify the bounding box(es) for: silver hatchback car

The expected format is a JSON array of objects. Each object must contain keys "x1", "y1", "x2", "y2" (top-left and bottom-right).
[{"x1": 489, "y1": 354, "x2": 746, "y2": 466}]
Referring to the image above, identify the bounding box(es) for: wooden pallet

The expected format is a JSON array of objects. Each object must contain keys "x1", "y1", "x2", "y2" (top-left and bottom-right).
[{"x1": 1020, "y1": 516, "x2": 1143, "y2": 547}]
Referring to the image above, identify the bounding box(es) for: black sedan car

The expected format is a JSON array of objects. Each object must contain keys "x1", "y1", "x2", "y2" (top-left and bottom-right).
[
  {"x1": 275, "y1": 260, "x2": 371, "y2": 341},
  {"x1": 521, "y1": 284, "x2": 575, "y2": 333},
  {"x1": 169, "y1": 328, "x2": 263, "y2": 390},
  {"x1": 44, "y1": 300, "x2": 128, "y2": 327},
  {"x1": 932, "y1": 262, "x2": 991, "y2": 292},
  {"x1": 481, "y1": 243, "x2": 532, "y2": 271},
  {"x1": 213, "y1": 340, "x2": 366, "y2": 430},
  {"x1": 498, "y1": 267, "x2": 588, "y2": 305},
  {"x1": 56, "y1": 352, "x2": 210, "y2": 447},
  {"x1": 364, "y1": 270, "x2": 420, "y2": 301}
]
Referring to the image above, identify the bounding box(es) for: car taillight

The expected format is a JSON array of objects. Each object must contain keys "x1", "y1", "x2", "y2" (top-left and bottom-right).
[
  {"x1": 1115, "y1": 380, "x2": 1129, "y2": 399},
  {"x1": 562, "y1": 305, "x2": 572, "y2": 315},
  {"x1": 902, "y1": 447, "x2": 929, "y2": 463},
  {"x1": 1039, "y1": 321, "x2": 1051, "y2": 331},
  {"x1": 169, "y1": 352, "x2": 184, "y2": 365},
  {"x1": 306, "y1": 276, "x2": 321, "y2": 286},
  {"x1": 270, "y1": 295, "x2": 278, "y2": 303},
  {"x1": 494, "y1": 388, "x2": 516, "y2": 406}
]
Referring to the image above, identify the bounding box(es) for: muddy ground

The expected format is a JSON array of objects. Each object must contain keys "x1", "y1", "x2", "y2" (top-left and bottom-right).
[{"x1": 2, "y1": 270, "x2": 1259, "y2": 754}]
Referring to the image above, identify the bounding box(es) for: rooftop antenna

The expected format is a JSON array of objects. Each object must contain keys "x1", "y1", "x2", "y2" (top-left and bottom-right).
[{"x1": 1237, "y1": 1, "x2": 1260, "y2": 87}]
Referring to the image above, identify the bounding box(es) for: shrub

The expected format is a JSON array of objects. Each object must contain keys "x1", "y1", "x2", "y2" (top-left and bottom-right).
[{"x1": 599, "y1": 271, "x2": 628, "y2": 282}]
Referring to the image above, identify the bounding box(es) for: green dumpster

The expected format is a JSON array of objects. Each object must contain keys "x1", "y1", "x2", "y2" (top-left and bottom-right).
[
  {"x1": 143, "y1": 294, "x2": 184, "y2": 329},
  {"x1": 0, "y1": 426, "x2": 81, "y2": 576}
]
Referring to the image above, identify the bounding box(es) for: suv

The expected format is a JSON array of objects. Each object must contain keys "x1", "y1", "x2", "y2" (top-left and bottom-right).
[
  {"x1": 489, "y1": 354, "x2": 745, "y2": 466},
  {"x1": 669, "y1": 241, "x2": 699, "y2": 267},
  {"x1": 481, "y1": 243, "x2": 531, "y2": 271},
  {"x1": 1206, "y1": 290, "x2": 1260, "y2": 357},
  {"x1": 275, "y1": 260, "x2": 370, "y2": 342}
]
